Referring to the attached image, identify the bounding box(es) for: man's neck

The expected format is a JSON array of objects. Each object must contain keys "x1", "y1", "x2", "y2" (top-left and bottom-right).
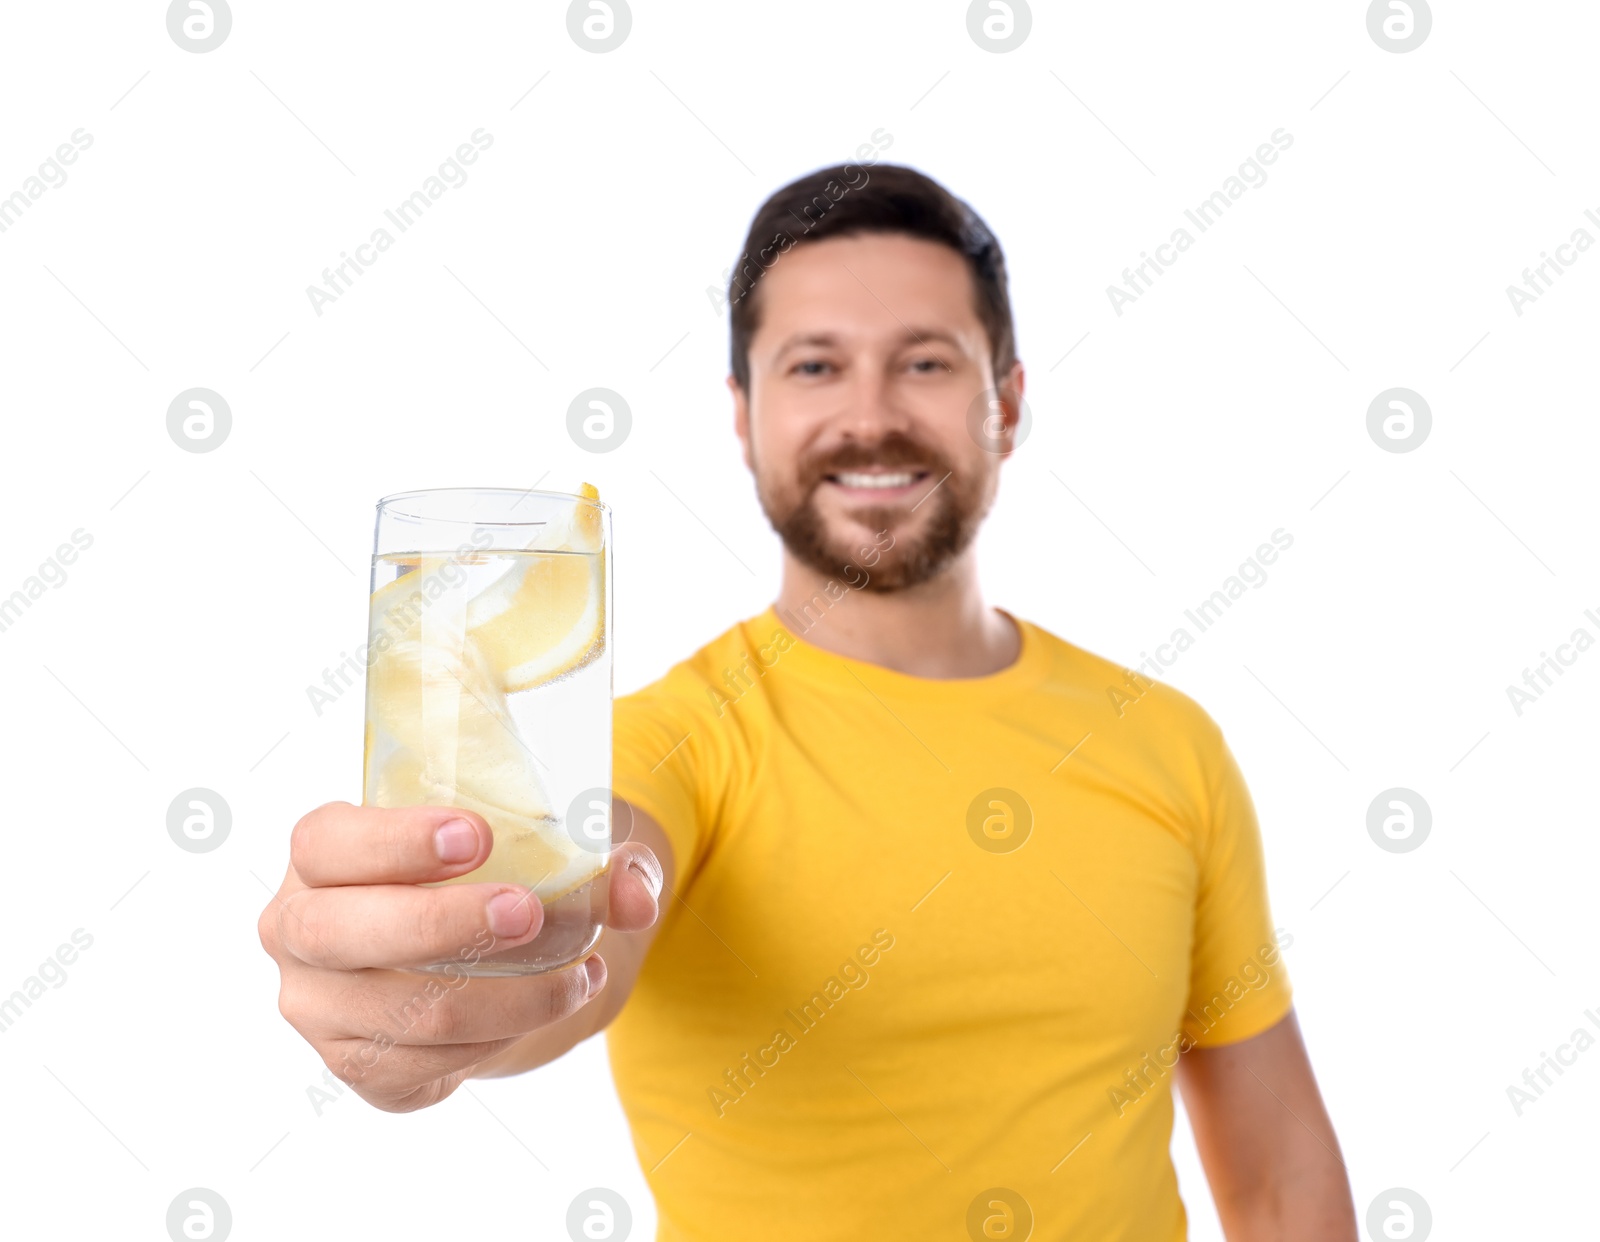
[{"x1": 773, "y1": 548, "x2": 1021, "y2": 679}]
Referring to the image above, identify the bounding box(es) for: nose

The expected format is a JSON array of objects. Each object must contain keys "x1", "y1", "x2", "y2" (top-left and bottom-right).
[{"x1": 831, "y1": 363, "x2": 912, "y2": 445}]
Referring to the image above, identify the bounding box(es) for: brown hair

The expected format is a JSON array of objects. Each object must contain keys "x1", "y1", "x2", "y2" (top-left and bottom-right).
[{"x1": 725, "y1": 163, "x2": 1017, "y2": 390}]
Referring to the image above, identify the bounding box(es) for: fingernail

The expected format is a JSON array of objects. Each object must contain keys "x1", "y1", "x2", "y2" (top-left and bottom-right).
[
  {"x1": 486, "y1": 890, "x2": 535, "y2": 939},
  {"x1": 627, "y1": 857, "x2": 662, "y2": 899},
  {"x1": 583, "y1": 955, "x2": 606, "y2": 996},
  {"x1": 434, "y1": 819, "x2": 478, "y2": 864}
]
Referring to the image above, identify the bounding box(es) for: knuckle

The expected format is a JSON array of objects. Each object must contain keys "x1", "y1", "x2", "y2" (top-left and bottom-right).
[
  {"x1": 412, "y1": 895, "x2": 464, "y2": 957},
  {"x1": 533, "y1": 970, "x2": 587, "y2": 1027},
  {"x1": 354, "y1": 971, "x2": 464, "y2": 1047},
  {"x1": 276, "y1": 978, "x2": 311, "y2": 1032},
  {"x1": 410, "y1": 992, "x2": 465, "y2": 1045},
  {"x1": 278, "y1": 890, "x2": 328, "y2": 964},
  {"x1": 287, "y1": 807, "x2": 324, "y2": 878},
  {"x1": 257, "y1": 902, "x2": 282, "y2": 957}
]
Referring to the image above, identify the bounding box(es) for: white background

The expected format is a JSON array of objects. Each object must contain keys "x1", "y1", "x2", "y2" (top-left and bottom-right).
[{"x1": 0, "y1": 1, "x2": 1595, "y2": 1238}]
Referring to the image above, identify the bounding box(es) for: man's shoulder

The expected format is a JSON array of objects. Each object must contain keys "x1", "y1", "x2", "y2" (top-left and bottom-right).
[{"x1": 1020, "y1": 617, "x2": 1223, "y2": 743}]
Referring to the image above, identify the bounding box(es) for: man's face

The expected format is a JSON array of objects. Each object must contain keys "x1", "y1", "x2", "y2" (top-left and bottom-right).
[{"x1": 732, "y1": 232, "x2": 1022, "y2": 592}]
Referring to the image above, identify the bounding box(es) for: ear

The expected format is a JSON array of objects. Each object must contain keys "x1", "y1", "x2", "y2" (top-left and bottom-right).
[
  {"x1": 729, "y1": 374, "x2": 754, "y2": 472},
  {"x1": 994, "y1": 359, "x2": 1026, "y2": 460}
]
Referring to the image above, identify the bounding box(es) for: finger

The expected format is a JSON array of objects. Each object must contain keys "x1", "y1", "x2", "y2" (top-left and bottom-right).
[
  {"x1": 283, "y1": 957, "x2": 602, "y2": 1049},
  {"x1": 334, "y1": 1043, "x2": 515, "y2": 1113},
  {"x1": 324, "y1": 1036, "x2": 525, "y2": 1111},
  {"x1": 275, "y1": 880, "x2": 543, "y2": 971},
  {"x1": 290, "y1": 801, "x2": 494, "y2": 888},
  {"x1": 605, "y1": 842, "x2": 663, "y2": 933}
]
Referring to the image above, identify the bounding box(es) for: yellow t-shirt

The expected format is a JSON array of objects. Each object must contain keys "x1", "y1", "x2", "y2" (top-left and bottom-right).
[{"x1": 606, "y1": 606, "x2": 1292, "y2": 1241}]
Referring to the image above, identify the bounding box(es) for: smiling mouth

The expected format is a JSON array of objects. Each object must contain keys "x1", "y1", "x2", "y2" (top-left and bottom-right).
[{"x1": 823, "y1": 469, "x2": 931, "y2": 492}]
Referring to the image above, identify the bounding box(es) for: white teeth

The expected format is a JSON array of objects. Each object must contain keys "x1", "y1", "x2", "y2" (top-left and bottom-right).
[{"x1": 834, "y1": 471, "x2": 916, "y2": 489}]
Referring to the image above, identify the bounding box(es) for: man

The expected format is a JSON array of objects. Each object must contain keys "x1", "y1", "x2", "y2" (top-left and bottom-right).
[{"x1": 260, "y1": 164, "x2": 1357, "y2": 1239}]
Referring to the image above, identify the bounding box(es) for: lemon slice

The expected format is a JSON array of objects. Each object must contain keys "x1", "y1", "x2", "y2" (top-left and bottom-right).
[
  {"x1": 463, "y1": 485, "x2": 606, "y2": 693},
  {"x1": 374, "y1": 747, "x2": 602, "y2": 898},
  {"x1": 366, "y1": 633, "x2": 553, "y2": 820},
  {"x1": 465, "y1": 556, "x2": 603, "y2": 692},
  {"x1": 565, "y1": 481, "x2": 605, "y2": 552},
  {"x1": 374, "y1": 749, "x2": 598, "y2": 894}
]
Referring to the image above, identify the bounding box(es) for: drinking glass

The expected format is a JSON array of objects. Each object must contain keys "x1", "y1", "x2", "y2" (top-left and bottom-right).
[{"x1": 363, "y1": 487, "x2": 612, "y2": 977}]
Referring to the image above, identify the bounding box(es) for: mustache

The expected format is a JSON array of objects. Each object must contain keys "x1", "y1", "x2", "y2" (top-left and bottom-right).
[{"x1": 799, "y1": 431, "x2": 948, "y2": 487}]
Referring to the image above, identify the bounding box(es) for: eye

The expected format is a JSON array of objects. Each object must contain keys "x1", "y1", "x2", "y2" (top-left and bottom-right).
[
  {"x1": 791, "y1": 359, "x2": 833, "y2": 376},
  {"x1": 908, "y1": 356, "x2": 945, "y2": 374}
]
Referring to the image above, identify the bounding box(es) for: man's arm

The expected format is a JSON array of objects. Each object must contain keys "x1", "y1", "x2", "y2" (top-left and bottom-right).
[
  {"x1": 1177, "y1": 1009, "x2": 1357, "y2": 1241},
  {"x1": 471, "y1": 802, "x2": 676, "y2": 1078}
]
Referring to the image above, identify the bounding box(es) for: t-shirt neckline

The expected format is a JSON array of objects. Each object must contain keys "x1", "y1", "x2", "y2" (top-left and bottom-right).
[{"x1": 754, "y1": 603, "x2": 1052, "y2": 701}]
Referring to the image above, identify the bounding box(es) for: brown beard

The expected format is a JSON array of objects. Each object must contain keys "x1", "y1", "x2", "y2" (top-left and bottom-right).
[{"x1": 755, "y1": 430, "x2": 988, "y2": 592}]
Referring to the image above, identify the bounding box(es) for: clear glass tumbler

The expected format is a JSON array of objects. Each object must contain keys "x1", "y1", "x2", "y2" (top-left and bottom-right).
[{"x1": 362, "y1": 486, "x2": 612, "y2": 977}]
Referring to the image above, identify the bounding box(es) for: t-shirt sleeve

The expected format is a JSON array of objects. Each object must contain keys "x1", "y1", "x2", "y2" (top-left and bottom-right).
[
  {"x1": 612, "y1": 685, "x2": 725, "y2": 888},
  {"x1": 1180, "y1": 724, "x2": 1294, "y2": 1048}
]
